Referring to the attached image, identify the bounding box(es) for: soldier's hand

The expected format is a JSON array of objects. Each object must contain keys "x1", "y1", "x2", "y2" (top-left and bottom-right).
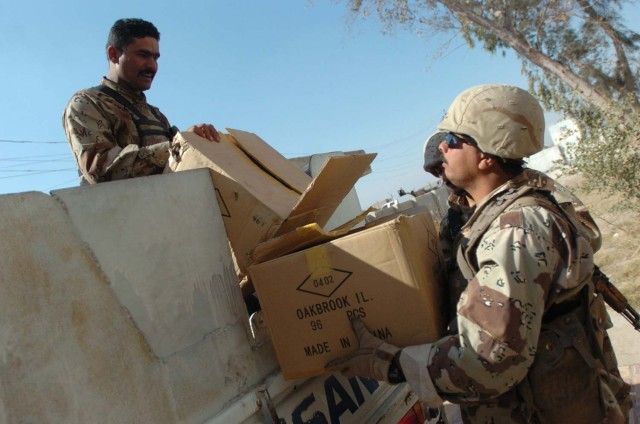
[
  {"x1": 325, "y1": 319, "x2": 401, "y2": 382},
  {"x1": 188, "y1": 123, "x2": 221, "y2": 142}
]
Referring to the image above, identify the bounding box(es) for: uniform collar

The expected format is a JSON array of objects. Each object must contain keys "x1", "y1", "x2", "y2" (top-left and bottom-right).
[
  {"x1": 101, "y1": 77, "x2": 147, "y2": 104},
  {"x1": 471, "y1": 169, "x2": 545, "y2": 214}
]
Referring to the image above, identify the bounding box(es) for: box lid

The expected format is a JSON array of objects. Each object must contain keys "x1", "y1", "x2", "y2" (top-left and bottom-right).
[
  {"x1": 251, "y1": 207, "x2": 375, "y2": 264},
  {"x1": 274, "y1": 153, "x2": 376, "y2": 237},
  {"x1": 226, "y1": 128, "x2": 311, "y2": 195},
  {"x1": 172, "y1": 131, "x2": 301, "y2": 218},
  {"x1": 169, "y1": 131, "x2": 376, "y2": 259}
]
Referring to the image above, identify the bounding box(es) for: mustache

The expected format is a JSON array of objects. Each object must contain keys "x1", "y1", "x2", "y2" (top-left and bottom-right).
[{"x1": 139, "y1": 68, "x2": 156, "y2": 76}]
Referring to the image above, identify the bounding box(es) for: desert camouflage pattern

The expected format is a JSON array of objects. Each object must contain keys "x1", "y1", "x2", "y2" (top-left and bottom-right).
[
  {"x1": 403, "y1": 169, "x2": 630, "y2": 423},
  {"x1": 63, "y1": 78, "x2": 173, "y2": 184}
]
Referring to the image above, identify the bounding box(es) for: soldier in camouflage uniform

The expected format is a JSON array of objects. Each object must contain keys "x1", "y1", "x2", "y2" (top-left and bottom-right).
[
  {"x1": 328, "y1": 84, "x2": 631, "y2": 423},
  {"x1": 63, "y1": 18, "x2": 220, "y2": 184}
]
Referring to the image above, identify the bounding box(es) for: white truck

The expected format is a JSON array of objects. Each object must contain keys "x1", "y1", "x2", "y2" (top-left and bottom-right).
[{"x1": 0, "y1": 164, "x2": 447, "y2": 423}]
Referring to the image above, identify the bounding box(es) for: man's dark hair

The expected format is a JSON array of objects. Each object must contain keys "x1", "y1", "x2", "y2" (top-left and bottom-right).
[
  {"x1": 464, "y1": 134, "x2": 526, "y2": 177},
  {"x1": 107, "y1": 18, "x2": 160, "y2": 51},
  {"x1": 496, "y1": 157, "x2": 526, "y2": 177}
]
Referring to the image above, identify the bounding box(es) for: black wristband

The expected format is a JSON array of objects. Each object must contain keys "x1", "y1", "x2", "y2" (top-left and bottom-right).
[{"x1": 387, "y1": 351, "x2": 406, "y2": 384}]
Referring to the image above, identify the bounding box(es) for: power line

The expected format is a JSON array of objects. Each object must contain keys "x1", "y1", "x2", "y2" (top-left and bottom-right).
[
  {"x1": 0, "y1": 160, "x2": 75, "y2": 169},
  {"x1": 50, "y1": 177, "x2": 81, "y2": 190},
  {"x1": 0, "y1": 169, "x2": 76, "y2": 180},
  {"x1": 0, "y1": 169, "x2": 75, "y2": 173},
  {"x1": 365, "y1": 124, "x2": 432, "y2": 151},
  {"x1": 0, "y1": 139, "x2": 66, "y2": 144},
  {"x1": 0, "y1": 154, "x2": 71, "y2": 161}
]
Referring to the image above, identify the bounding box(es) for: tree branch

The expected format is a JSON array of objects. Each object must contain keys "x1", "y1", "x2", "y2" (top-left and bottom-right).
[
  {"x1": 575, "y1": 0, "x2": 639, "y2": 103},
  {"x1": 441, "y1": 0, "x2": 640, "y2": 114}
]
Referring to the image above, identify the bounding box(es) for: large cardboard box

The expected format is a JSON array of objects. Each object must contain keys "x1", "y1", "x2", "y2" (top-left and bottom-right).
[
  {"x1": 248, "y1": 213, "x2": 445, "y2": 380},
  {"x1": 165, "y1": 129, "x2": 375, "y2": 274}
]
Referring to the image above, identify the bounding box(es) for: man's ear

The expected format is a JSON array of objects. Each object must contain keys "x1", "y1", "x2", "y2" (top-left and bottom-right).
[
  {"x1": 478, "y1": 154, "x2": 497, "y2": 171},
  {"x1": 106, "y1": 45, "x2": 121, "y2": 64}
]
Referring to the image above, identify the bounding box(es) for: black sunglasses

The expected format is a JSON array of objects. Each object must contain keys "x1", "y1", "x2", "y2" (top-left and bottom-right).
[{"x1": 444, "y1": 133, "x2": 476, "y2": 149}]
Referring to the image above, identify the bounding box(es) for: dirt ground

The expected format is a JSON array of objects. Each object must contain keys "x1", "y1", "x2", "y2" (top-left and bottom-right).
[{"x1": 554, "y1": 172, "x2": 640, "y2": 307}]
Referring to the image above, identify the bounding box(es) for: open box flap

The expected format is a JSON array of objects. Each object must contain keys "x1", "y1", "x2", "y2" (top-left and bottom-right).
[
  {"x1": 250, "y1": 207, "x2": 375, "y2": 264},
  {"x1": 226, "y1": 128, "x2": 312, "y2": 195},
  {"x1": 169, "y1": 131, "x2": 299, "y2": 218},
  {"x1": 273, "y1": 153, "x2": 376, "y2": 237}
]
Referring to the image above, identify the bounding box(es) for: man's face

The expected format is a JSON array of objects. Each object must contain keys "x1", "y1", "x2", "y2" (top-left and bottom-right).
[
  {"x1": 439, "y1": 133, "x2": 482, "y2": 189},
  {"x1": 110, "y1": 36, "x2": 160, "y2": 92}
]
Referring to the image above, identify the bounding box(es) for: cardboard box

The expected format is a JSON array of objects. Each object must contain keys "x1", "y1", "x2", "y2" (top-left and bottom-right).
[
  {"x1": 165, "y1": 129, "x2": 376, "y2": 274},
  {"x1": 248, "y1": 213, "x2": 445, "y2": 380}
]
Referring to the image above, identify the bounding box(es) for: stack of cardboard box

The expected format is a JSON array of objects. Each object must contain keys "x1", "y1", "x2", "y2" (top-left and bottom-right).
[{"x1": 166, "y1": 130, "x2": 446, "y2": 379}]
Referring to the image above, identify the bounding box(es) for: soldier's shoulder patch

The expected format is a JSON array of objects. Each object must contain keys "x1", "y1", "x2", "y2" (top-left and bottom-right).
[{"x1": 499, "y1": 208, "x2": 524, "y2": 229}]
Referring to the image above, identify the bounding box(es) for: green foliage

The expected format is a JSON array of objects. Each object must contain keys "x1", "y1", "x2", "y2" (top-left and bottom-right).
[{"x1": 566, "y1": 97, "x2": 640, "y2": 211}]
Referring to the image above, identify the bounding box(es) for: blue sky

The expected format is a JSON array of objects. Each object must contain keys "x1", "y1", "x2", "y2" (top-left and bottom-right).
[{"x1": 1, "y1": 1, "x2": 638, "y2": 207}]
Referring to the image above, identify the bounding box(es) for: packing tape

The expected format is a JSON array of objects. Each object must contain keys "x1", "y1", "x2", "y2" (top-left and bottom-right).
[
  {"x1": 304, "y1": 245, "x2": 332, "y2": 278},
  {"x1": 296, "y1": 223, "x2": 323, "y2": 236}
]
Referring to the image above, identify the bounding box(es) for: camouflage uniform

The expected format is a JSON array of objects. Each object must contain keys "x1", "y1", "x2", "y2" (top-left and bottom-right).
[
  {"x1": 327, "y1": 84, "x2": 630, "y2": 423},
  {"x1": 63, "y1": 77, "x2": 176, "y2": 184},
  {"x1": 399, "y1": 169, "x2": 631, "y2": 423}
]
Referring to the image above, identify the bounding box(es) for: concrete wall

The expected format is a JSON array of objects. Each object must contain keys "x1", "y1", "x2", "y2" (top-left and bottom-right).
[{"x1": 0, "y1": 169, "x2": 278, "y2": 423}]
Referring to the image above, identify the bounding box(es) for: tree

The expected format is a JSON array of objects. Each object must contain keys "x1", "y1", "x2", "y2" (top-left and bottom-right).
[
  {"x1": 344, "y1": 0, "x2": 640, "y2": 208},
  {"x1": 567, "y1": 95, "x2": 640, "y2": 208}
]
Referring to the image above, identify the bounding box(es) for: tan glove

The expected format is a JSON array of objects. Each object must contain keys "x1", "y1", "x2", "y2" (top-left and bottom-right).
[{"x1": 325, "y1": 319, "x2": 402, "y2": 382}]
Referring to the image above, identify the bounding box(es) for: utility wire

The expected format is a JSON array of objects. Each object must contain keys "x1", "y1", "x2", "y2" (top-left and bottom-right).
[
  {"x1": 0, "y1": 169, "x2": 75, "y2": 172},
  {"x1": 0, "y1": 159, "x2": 72, "y2": 163},
  {"x1": 0, "y1": 139, "x2": 66, "y2": 144},
  {"x1": 372, "y1": 143, "x2": 423, "y2": 164},
  {"x1": 50, "y1": 177, "x2": 81, "y2": 190},
  {"x1": 0, "y1": 153, "x2": 71, "y2": 161},
  {"x1": 0, "y1": 159, "x2": 74, "y2": 169},
  {"x1": 365, "y1": 124, "x2": 432, "y2": 151},
  {"x1": 0, "y1": 169, "x2": 76, "y2": 180}
]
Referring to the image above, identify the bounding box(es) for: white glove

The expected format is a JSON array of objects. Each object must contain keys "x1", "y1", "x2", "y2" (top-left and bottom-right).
[{"x1": 325, "y1": 319, "x2": 402, "y2": 383}]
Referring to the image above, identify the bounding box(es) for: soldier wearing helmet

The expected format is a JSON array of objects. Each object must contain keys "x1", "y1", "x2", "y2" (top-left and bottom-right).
[{"x1": 328, "y1": 84, "x2": 631, "y2": 423}]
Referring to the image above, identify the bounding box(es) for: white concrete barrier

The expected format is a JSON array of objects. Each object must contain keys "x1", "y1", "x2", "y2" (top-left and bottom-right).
[
  {"x1": 0, "y1": 170, "x2": 278, "y2": 423},
  {"x1": 51, "y1": 169, "x2": 241, "y2": 359}
]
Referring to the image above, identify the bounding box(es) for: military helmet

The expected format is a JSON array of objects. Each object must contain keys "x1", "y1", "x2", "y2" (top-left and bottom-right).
[
  {"x1": 422, "y1": 131, "x2": 445, "y2": 177},
  {"x1": 437, "y1": 84, "x2": 545, "y2": 159}
]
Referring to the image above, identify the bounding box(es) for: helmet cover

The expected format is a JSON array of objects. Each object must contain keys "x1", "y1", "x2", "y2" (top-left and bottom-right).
[{"x1": 438, "y1": 84, "x2": 544, "y2": 159}]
